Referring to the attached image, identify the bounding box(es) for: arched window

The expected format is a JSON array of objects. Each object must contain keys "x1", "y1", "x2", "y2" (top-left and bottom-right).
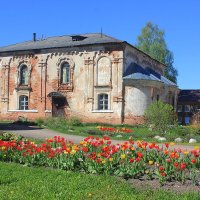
[
  {"x1": 61, "y1": 62, "x2": 70, "y2": 84},
  {"x1": 19, "y1": 95, "x2": 28, "y2": 110},
  {"x1": 98, "y1": 94, "x2": 108, "y2": 110},
  {"x1": 20, "y1": 65, "x2": 28, "y2": 85}
]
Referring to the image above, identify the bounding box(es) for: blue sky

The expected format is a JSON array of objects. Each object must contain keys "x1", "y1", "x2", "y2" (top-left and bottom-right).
[{"x1": 0, "y1": 0, "x2": 199, "y2": 89}]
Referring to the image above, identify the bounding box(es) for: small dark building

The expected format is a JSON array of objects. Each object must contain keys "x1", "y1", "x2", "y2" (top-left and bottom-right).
[{"x1": 177, "y1": 90, "x2": 200, "y2": 124}]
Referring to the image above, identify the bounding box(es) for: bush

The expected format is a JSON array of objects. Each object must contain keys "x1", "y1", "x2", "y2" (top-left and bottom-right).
[
  {"x1": 0, "y1": 132, "x2": 24, "y2": 142},
  {"x1": 35, "y1": 118, "x2": 45, "y2": 127},
  {"x1": 35, "y1": 117, "x2": 82, "y2": 130},
  {"x1": 13, "y1": 116, "x2": 36, "y2": 126},
  {"x1": 44, "y1": 117, "x2": 69, "y2": 129},
  {"x1": 68, "y1": 116, "x2": 82, "y2": 126},
  {"x1": 145, "y1": 100, "x2": 177, "y2": 133},
  {"x1": 188, "y1": 125, "x2": 200, "y2": 135}
]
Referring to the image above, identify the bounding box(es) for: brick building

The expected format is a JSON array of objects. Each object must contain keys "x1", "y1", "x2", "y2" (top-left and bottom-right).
[
  {"x1": 0, "y1": 33, "x2": 178, "y2": 124},
  {"x1": 177, "y1": 90, "x2": 200, "y2": 124}
]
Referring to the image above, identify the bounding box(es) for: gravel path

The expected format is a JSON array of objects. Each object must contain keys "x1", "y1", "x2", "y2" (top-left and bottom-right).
[{"x1": 0, "y1": 123, "x2": 197, "y2": 150}]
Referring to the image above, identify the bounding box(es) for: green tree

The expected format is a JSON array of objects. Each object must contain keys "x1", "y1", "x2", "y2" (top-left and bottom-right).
[
  {"x1": 145, "y1": 100, "x2": 177, "y2": 133},
  {"x1": 135, "y1": 22, "x2": 178, "y2": 83}
]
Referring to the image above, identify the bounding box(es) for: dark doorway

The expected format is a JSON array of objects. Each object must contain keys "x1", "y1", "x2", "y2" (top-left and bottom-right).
[
  {"x1": 47, "y1": 92, "x2": 67, "y2": 117},
  {"x1": 52, "y1": 97, "x2": 67, "y2": 117}
]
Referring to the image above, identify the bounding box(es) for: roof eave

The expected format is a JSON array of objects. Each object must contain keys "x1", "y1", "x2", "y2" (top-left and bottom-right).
[
  {"x1": 0, "y1": 41, "x2": 124, "y2": 55},
  {"x1": 123, "y1": 78, "x2": 164, "y2": 87}
]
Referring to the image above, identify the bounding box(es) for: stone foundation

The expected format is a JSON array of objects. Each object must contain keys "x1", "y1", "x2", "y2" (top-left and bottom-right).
[
  {"x1": 123, "y1": 116, "x2": 145, "y2": 125},
  {"x1": 0, "y1": 111, "x2": 145, "y2": 125}
]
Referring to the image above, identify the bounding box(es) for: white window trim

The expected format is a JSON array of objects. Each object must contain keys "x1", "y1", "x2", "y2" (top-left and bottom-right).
[
  {"x1": 19, "y1": 95, "x2": 28, "y2": 110},
  {"x1": 8, "y1": 110, "x2": 38, "y2": 113},
  {"x1": 98, "y1": 94, "x2": 108, "y2": 110},
  {"x1": 44, "y1": 110, "x2": 52, "y2": 113},
  {"x1": 92, "y1": 110, "x2": 114, "y2": 113}
]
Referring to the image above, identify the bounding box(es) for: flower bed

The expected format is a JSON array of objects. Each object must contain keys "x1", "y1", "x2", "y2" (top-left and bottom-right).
[
  {"x1": 97, "y1": 126, "x2": 132, "y2": 133},
  {"x1": 94, "y1": 126, "x2": 133, "y2": 137},
  {"x1": 0, "y1": 135, "x2": 200, "y2": 185}
]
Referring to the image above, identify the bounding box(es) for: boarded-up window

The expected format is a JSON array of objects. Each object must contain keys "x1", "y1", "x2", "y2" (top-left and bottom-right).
[{"x1": 97, "y1": 57, "x2": 110, "y2": 85}]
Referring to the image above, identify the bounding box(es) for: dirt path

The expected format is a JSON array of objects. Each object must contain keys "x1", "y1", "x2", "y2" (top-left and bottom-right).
[{"x1": 0, "y1": 123, "x2": 197, "y2": 150}]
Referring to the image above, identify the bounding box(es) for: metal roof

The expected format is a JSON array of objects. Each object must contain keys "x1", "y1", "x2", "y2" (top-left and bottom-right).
[
  {"x1": 0, "y1": 33, "x2": 122, "y2": 52},
  {"x1": 0, "y1": 32, "x2": 167, "y2": 68},
  {"x1": 123, "y1": 72, "x2": 161, "y2": 82},
  {"x1": 161, "y1": 76, "x2": 177, "y2": 86},
  {"x1": 123, "y1": 62, "x2": 176, "y2": 86},
  {"x1": 178, "y1": 90, "x2": 200, "y2": 103}
]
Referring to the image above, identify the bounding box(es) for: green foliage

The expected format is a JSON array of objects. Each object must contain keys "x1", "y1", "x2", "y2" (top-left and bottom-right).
[
  {"x1": 136, "y1": 21, "x2": 178, "y2": 83},
  {"x1": 35, "y1": 116, "x2": 82, "y2": 129},
  {"x1": 145, "y1": 100, "x2": 177, "y2": 133},
  {"x1": 35, "y1": 117, "x2": 45, "y2": 127},
  {"x1": 43, "y1": 117, "x2": 70, "y2": 129},
  {"x1": 68, "y1": 116, "x2": 82, "y2": 126},
  {"x1": 0, "y1": 132, "x2": 24, "y2": 142}
]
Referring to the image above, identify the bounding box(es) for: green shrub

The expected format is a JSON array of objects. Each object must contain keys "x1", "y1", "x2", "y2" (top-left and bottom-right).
[
  {"x1": 35, "y1": 118, "x2": 45, "y2": 127},
  {"x1": 188, "y1": 125, "x2": 200, "y2": 135},
  {"x1": 0, "y1": 132, "x2": 24, "y2": 142},
  {"x1": 13, "y1": 116, "x2": 36, "y2": 126},
  {"x1": 68, "y1": 116, "x2": 82, "y2": 126},
  {"x1": 145, "y1": 100, "x2": 177, "y2": 133},
  {"x1": 44, "y1": 117, "x2": 69, "y2": 129}
]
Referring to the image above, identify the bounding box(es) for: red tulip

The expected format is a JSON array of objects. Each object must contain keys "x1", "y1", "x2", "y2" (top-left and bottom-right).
[
  {"x1": 160, "y1": 172, "x2": 166, "y2": 177},
  {"x1": 174, "y1": 162, "x2": 179, "y2": 168},
  {"x1": 159, "y1": 166, "x2": 164, "y2": 171},
  {"x1": 165, "y1": 143, "x2": 169, "y2": 149},
  {"x1": 180, "y1": 162, "x2": 186, "y2": 170},
  {"x1": 191, "y1": 159, "x2": 197, "y2": 164},
  {"x1": 136, "y1": 157, "x2": 141, "y2": 162}
]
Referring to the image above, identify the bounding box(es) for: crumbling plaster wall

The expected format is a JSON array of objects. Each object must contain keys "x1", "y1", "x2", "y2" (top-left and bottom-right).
[{"x1": 0, "y1": 44, "x2": 124, "y2": 124}]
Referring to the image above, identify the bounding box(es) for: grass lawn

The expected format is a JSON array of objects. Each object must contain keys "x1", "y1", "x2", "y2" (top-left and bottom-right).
[
  {"x1": 0, "y1": 162, "x2": 199, "y2": 200},
  {"x1": 41, "y1": 124, "x2": 164, "y2": 143}
]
